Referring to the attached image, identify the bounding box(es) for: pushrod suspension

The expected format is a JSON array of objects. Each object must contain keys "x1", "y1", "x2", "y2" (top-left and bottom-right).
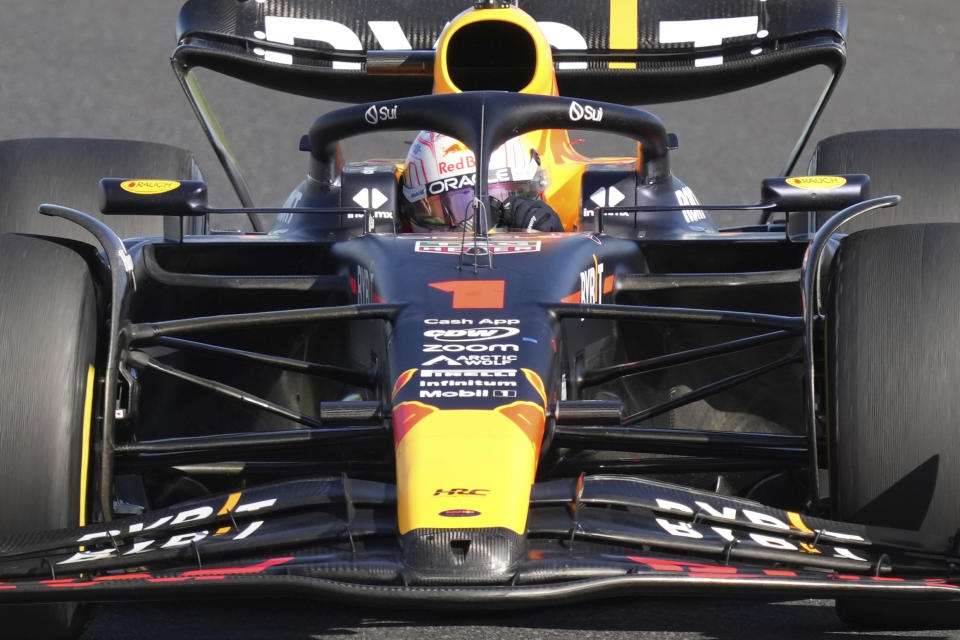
[
  {"x1": 127, "y1": 303, "x2": 401, "y2": 342},
  {"x1": 144, "y1": 336, "x2": 378, "y2": 388},
  {"x1": 550, "y1": 303, "x2": 803, "y2": 332},
  {"x1": 578, "y1": 330, "x2": 794, "y2": 389},
  {"x1": 620, "y1": 352, "x2": 802, "y2": 427}
]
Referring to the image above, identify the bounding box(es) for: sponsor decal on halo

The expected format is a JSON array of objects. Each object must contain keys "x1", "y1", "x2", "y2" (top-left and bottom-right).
[
  {"x1": 786, "y1": 175, "x2": 847, "y2": 190},
  {"x1": 364, "y1": 104, "x2": 398, "y2": 125},
  {"x1": 569, "y1": 100, "x2": 603, "y2": 123},
  {"x1": 120, "y1": 180, "x2": 180, "y2": 195}
]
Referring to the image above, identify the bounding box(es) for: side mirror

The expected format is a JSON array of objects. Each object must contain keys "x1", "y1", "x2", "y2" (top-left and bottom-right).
[
  {"x1": 762, "y1": 174, "x2": 870, "y2": 212},
  {"x1": 100, "y1": 179, "x2": 208, "y2": 216}
]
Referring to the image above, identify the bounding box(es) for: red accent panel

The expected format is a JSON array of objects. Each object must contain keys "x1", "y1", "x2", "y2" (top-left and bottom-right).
[
  {"x1": 627, "y1": 557, "x2": 682, "y2": 572},
  {"x1": 147, "y1": 577, "x2": 190, "y2": 583},
  {"x1": 561, "y1": 291, "x2": 580, "y2": 304},
  {"x1": 392, "y1": 369, "x2": 418, "y2": 399},
  {"x1": 93, "y1": 573, "x2": 152, "y2": 582},
  {"x1": 373, "y1": 293, "x2": 385, "y2": 303},
  {"x1": 834, "y1": 574, "x2": 861, "y2": 580},
  {"x1": 430, "y1": 281, "x2": 505, "y2": 309},
  {"x1": 763, "y1": 570, "x2": 798, "y2": 577},
  {"x1": 924, "y1": 579, "x2": 960, "y2": 588},
  {"x1": 498, "y1": 403, "x2": 546, "y2": 452},
  {"x1": 627, "y1": 557, "x2": 738, "y2": 574},
  {"x1": 392, "y1": 402, "x2": 437, "y2": 446},
  {"x1": 602, "y1": 275, "x2": 614, "y2": 294},
  {"x1": 349, "y1": 277, "x2": 358, "y2": 295},
  {"x1": 180, "y1": 557, "x2": 294, "y2": 577}
]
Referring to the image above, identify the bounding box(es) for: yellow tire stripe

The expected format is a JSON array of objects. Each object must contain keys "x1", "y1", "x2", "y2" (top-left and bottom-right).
[
  {"x1": 79, "y1": 365, "x2": 95, "y2": 527},
  {"x1": 609, "y1": 0, "x2": 638, "y2": 69}
]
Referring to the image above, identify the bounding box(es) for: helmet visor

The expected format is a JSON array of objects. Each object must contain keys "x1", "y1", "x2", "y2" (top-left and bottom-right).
[
  {"x1": 406, "y1": 179, "x2": 544, "y2": 230},
  {"x1": 489, "y1": 179, "x2": 542, "y2": 203},
  {"x1": 408, "y1": 187, "x2": 477, "y2": 229}
]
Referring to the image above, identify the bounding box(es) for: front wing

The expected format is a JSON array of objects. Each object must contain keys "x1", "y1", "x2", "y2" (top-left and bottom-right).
[{"x1": 0, "y1": 475, "x2": 958, "y2": 606}]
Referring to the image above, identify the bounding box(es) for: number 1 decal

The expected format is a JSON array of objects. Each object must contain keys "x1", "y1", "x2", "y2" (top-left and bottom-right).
[{"x1": 429, "y1": 281, "x2": 505, "y2": 309}]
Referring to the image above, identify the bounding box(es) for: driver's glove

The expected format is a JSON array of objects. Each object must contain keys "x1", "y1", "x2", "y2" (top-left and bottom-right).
[{"x1": 496, "y1": 196, "x2": 564, "y2": 232}]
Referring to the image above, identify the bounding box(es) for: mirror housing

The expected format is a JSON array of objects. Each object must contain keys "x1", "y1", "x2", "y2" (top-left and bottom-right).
[
  {"x1": 100, "y1": 179, "x2": 208, "y2": 216},
  {"x1": 762, "y1": 174, "x2": 870, "y2": 212}
]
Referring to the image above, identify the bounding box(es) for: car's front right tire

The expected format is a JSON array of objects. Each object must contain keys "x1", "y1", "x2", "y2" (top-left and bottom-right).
[{"x1": 828, "y1": 224, "x2": 960, "y2": 628}]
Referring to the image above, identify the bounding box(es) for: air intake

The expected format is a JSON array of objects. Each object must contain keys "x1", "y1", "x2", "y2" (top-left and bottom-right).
[{"x1": 446, "y1": 21, "x2": 536, "y2": 92}]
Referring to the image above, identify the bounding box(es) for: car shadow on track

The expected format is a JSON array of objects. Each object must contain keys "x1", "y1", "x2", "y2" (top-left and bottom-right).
[{"x1": 82, "y1": 598, "x2": 952, "y2": 639}]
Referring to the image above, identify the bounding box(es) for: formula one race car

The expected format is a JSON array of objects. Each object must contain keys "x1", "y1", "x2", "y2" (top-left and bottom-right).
[{"x1": 2, "y1": 0, "x2": 960, "y2": 637}]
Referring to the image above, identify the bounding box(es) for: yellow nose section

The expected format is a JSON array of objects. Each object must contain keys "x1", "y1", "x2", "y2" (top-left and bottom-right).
[{"x1": 394, "y1": 401, "x2": 545, "y2": 535}]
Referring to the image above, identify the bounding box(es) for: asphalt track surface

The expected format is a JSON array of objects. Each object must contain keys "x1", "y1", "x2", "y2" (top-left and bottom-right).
[{"x1": 1, "y1": 0, "x2": 958, "y2": 637}]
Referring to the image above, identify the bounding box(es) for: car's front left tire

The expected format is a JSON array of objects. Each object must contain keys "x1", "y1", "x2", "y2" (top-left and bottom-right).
[{"x1": 0, "y1": 233, "x2": 101, "y2": 639}]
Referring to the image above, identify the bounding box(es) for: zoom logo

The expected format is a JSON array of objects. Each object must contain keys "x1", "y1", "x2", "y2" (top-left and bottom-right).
[{"x1": 569, "y1": 101, "x2": 603, "y2": 123}]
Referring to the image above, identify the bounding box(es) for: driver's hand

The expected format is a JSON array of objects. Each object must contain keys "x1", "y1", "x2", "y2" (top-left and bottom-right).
[{"x1": 495, "y1": 196, "x2": 564, "y2": 232}]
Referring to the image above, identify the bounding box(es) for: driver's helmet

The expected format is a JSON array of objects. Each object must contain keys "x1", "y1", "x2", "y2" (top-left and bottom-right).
[{"x1": 400, "y1": 131, "x2": 545, "y2": 230}]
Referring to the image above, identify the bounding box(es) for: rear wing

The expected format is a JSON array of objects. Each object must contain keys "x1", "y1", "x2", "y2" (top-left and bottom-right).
[
  {"x1": 172, "y1": 0, "x2": 846, "y2": 208},
  {"x1": 174, "y1": 0, "x2": 847, "y2": 104}
]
